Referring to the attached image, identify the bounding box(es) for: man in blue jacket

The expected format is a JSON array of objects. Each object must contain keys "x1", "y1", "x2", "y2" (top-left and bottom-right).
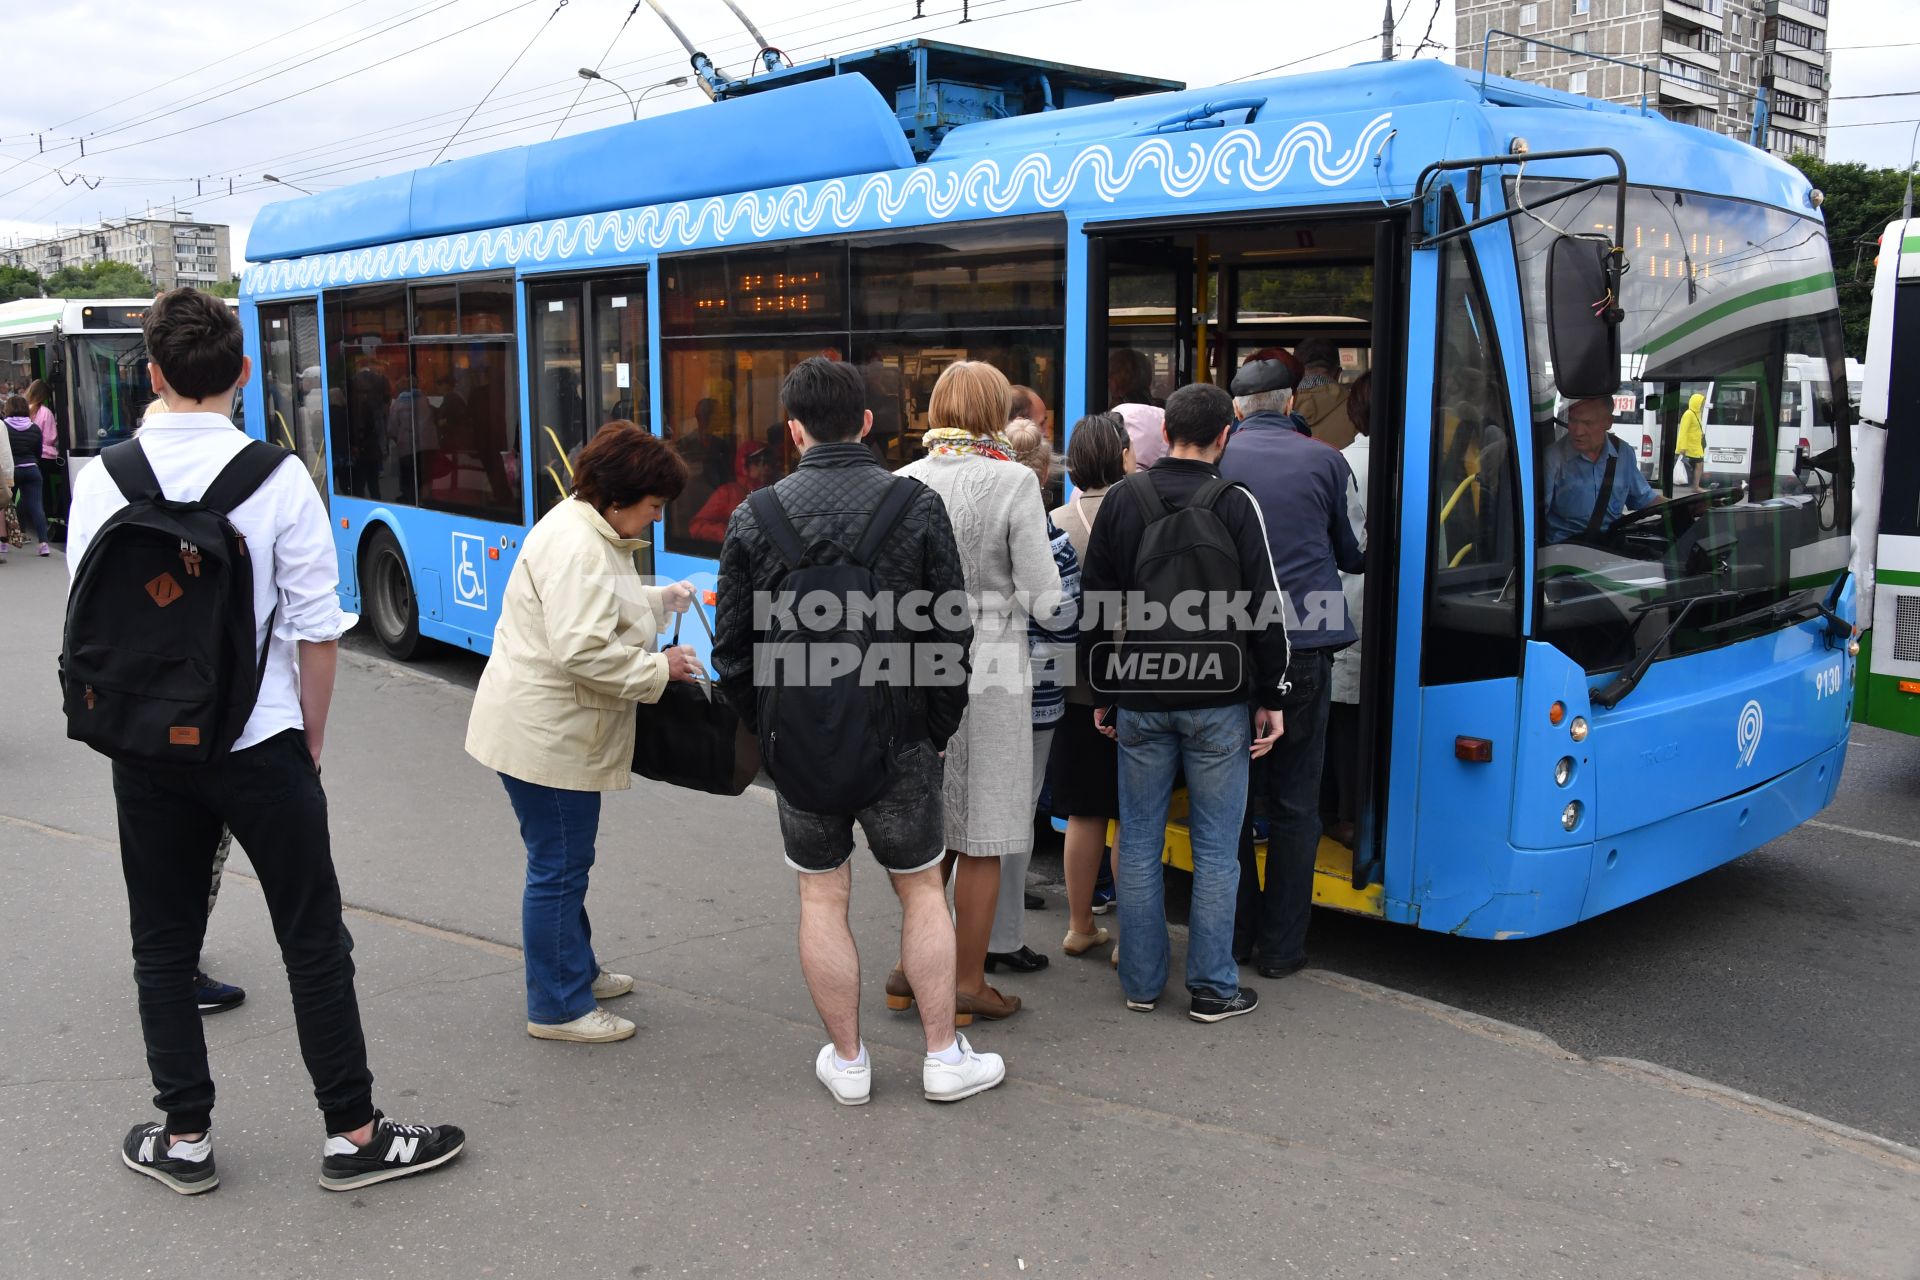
[{"x1": 1219, "y1": 357, "x2": 1366, "y2": 979}]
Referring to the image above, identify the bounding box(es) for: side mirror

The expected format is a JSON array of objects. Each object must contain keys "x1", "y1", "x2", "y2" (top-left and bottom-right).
[{"x1": 1546, "y1": 237, "x2": 1622, "y2": 400}]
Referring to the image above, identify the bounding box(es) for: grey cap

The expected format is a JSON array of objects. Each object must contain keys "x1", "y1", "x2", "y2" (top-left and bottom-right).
[{"x1": 1229, "y1": 358, "x2": 1297, "y2": 397}]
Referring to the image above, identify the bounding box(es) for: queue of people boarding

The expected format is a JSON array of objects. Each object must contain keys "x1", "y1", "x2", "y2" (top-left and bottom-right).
[{"x1": 61, "y1": 289, "x2": 1371, "y2": 1202}]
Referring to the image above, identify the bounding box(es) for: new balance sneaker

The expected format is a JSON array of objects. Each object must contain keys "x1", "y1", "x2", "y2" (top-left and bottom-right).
[
  {"x1": 814, "y1": 1043, "x2": 872, "y2": 1106},
  {"x1": 1188, "y1": 985, "x2": 1260, "y2": 1024},
  {"x1": 121, "y1": 1121, "x2": 218, "y2": 1195},
  {"x1": 922, "y1": 1034, "x2": 1006, "y2": 1103},
  {"x1": 320, "y1": 1112, "x2": 465, "y2": 1192},
  {"x1": 527, "y1": 1007, "x2": 635, "y2": 1042},
  {"x1": 590, "y1": 970, "x2": 635, "y2": 1000},
  {"x1": 194, "y1": 971, "x2": 246, "y2": 1015}
]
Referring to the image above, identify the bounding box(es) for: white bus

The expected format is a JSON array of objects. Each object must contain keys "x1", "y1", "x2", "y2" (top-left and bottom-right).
[{"x1": 1853, "y1": 217, "x2": 1920, "y2": 736}]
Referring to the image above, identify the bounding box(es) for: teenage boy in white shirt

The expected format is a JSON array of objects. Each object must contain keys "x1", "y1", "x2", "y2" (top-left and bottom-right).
[{"x1": 68, "y1": 288, "x2": 465, "y2": 1196}]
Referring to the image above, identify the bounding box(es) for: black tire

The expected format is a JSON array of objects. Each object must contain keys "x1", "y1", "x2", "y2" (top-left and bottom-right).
[{"x1": 361, "y1": 526, "x2": 421, "y2": 660}]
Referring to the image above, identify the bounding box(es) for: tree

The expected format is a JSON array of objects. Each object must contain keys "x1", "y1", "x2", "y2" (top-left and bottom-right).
[
  {"x1": 206, "y1": 278, "x2": 241, "y2": 298},
  {"x1": 43, "y1": 260, "x2": 154, "y2": 299},
  {"x1": 0, "y1": 265, "x2": 43, "y2": 303},
  {"x1": 1786, "y1": 154, "x2": 1914, "y2": 360}
]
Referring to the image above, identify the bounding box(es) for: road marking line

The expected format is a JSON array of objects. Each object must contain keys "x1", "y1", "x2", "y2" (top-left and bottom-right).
[{"x1": 1806, "y1": 820, "x2": 1920, "y2": 850}]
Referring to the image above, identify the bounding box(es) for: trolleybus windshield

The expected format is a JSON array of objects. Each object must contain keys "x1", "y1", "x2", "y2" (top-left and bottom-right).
[{"x1": 1512, "y1": 182, "x2": 1852, "y2": 675}]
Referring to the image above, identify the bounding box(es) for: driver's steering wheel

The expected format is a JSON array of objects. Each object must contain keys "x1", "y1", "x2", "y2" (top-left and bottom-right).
[{"x1": 1606, "y1": 482, "x2": 1743, "y2": 537}]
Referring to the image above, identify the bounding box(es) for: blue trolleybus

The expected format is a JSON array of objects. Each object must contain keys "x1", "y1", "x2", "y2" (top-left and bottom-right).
[{"x1": 239, "y1": 39, "x2": 1858, "y2": 939}]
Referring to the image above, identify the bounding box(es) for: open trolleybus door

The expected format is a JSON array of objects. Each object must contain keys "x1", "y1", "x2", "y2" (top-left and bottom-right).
[{"x1": 1084, "y1": 209, "x2": 1408, "y2": 921}]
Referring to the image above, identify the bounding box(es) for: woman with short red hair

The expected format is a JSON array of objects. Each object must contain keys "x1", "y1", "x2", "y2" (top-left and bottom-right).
[{"x1": 466, "y1": 420, "x2": 704, "y2": 1044}]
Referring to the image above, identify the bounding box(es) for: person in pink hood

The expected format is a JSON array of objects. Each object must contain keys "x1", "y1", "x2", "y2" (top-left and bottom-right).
[{"x1": 689, "y1": 436, "x2": 775, "y2": 542}]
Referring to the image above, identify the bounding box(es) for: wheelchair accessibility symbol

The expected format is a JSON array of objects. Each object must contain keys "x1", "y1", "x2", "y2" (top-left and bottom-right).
[{"x1": 451, "y1": 533, "x2": 488, "y2": 611}]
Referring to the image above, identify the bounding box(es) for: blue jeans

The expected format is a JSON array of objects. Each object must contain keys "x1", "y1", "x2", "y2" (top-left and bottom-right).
[
  {"x1": 500, "y1": 774, "x2": 602, "y2": 1024},
  {"x1": 1115, "y1": 704, "x2": 1248, "y2": 1003},
  {"x1": 13, "y1": 463, "x2": 47, "y2": 543}
]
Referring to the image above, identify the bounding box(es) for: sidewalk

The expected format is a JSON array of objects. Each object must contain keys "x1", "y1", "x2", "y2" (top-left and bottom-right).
[{"x1": 2, "y1": 555, "x2": 1916, "y2": 1279}]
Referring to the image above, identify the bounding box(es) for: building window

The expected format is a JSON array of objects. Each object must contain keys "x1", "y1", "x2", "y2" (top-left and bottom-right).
[
  {"x1": 1571, "y1": 30, "x2": 1589, "y2": 51},
  {"x1": 1569, "y1": 70, "x2": 1589, "y2": 94},
  {"x1": 1519, "y1": 2, "x2": 1538, "y2": 27},
  {"x1": 1573, "y1": 0, "x2": 1590, "y2": 13},
  {"x1": 1729, "y1": 12, "x2": 1741, "y2": 35},
  {"x1": 1520, "y1": 41, "x2": 1537, "y2": 63}
]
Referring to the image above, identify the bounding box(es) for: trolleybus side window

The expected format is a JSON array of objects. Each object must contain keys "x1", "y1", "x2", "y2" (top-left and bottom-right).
[
  {"x1": 1422, "y1": 235, "x2": 1522, "y2": 684},
  {"x1": 526, "y1": 273, "x2": 651, "y2": 518},
  {"x1": 324, "y1": 276, "x2": 522, "y2": 523},
  {"x1": 257, "y1": 300, "x2": 327, "y2": 504},
  {"x1": 658, "y1": 220, "x2": 1066, "y2": 555}
]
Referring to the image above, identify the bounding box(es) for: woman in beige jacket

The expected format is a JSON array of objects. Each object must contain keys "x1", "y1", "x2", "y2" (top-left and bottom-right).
[{"x1": 466, "y1": 421, "x2": 701, "y2": 1044}]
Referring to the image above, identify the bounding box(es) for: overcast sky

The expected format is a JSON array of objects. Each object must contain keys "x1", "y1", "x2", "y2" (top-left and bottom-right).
[{"x1": 2, "y1": 0, "x2": 1914, "y2": 268}]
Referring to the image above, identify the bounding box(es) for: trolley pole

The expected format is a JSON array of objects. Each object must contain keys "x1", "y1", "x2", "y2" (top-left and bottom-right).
[{"x1": 1382, "y1": 0, "x2": 1396, "y2": 61}]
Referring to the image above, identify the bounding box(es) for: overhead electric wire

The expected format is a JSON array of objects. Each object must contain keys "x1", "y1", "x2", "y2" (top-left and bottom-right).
[
  {"x1": 431, "y1": 0, "x2": 574, "y2": 165},
  {"x1": 552, "y1": 2, "x2": 646, "y2": 140}
]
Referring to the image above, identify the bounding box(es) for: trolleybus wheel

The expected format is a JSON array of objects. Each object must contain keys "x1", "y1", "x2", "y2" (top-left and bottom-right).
[{"x1": 362, "y1": 527, "x2": 421, "y2": 660}]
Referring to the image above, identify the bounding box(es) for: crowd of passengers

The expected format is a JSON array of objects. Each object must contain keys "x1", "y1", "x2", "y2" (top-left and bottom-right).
[{"x1": 465, "y1": 340, "x2": 1377, "y2": 1107}]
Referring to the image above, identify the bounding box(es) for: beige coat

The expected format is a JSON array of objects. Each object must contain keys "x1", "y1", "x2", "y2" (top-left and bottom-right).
[{"x1": 466, "y1": 498, "x2": 670, "y2": 791}]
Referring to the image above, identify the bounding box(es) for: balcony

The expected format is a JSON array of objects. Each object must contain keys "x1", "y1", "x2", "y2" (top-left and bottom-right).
[
  {"x1": 1663, "y1": 38, "x2": 1720, "y2": 70},
  {"x1": 1664, "y1": 0, "x2": 1724, "y2": 30},
  {"x1": 1771, "y1": 75, "x2": 1819, "y2": 100},
  {"x1": 1659, "y1": 77, "x2": 1720, "y2": 108},
  {"x1": 1766, "y1": 0, "x2": 1828, "y2": 29}
]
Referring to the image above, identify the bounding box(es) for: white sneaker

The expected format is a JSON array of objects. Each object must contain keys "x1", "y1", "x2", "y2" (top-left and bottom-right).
[
  {"x1": 591, "y1": 970, "x2": 634, "y2": 999},
  {"x1": 814, "y1": 1043, "x2": 872, "y2": 1106},
  {"x1": 922, "y1": 1033, "x2": 1006, "y2": 1103},
  {"x1": 527, "y1": 1007, "x2": 635, "y2": 1043}
]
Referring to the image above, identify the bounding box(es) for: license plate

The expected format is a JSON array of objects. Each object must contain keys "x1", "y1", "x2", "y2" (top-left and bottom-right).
[{"x1": 1710, "y1": 448, "x2": 1742, "y2": 463}]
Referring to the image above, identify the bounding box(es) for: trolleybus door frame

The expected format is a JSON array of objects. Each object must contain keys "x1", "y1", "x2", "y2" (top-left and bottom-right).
[{"x1": 1082, "y1": 206, "x2": 1412, "y2": 897}]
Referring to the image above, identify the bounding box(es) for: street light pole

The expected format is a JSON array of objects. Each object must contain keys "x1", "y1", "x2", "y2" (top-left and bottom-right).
[
  {"x1": 578, "y1": 67, "x2": 638, "y2": 121},
  {"x1": 262, "y1": 174, "x2": 312, "y2": 195}
]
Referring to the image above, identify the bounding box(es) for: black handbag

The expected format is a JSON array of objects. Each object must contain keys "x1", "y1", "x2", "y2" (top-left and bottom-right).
[{"x1": 630, "y1": 599, "x2": 760, "y2": 797}]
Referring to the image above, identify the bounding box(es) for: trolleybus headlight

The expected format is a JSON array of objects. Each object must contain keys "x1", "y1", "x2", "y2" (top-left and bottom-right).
[
  {"x1": 1561, "y1": 800, "x2": 1583, "y2": 831},
  {"x1": 1554, "y1": 756, "x2": 1575, "y2": 787},
  {"x1": 1569, "y1": 716, "x2": 1589, "y2": 743},
  {"x1": 1848, "y1": 639, "x2": 1860, "y2": 657},
  {"x1": 1549, "y1": 700, "x2": 1567, "y2": 726}
]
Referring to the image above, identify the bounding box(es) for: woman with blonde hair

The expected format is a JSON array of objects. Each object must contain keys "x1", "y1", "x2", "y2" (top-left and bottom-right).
[{"x1": 892, "y1": 363, "x2": 1066, "y2": 1022}]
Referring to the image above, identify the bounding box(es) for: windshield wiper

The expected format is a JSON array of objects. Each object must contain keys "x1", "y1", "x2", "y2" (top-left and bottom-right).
[
  {"x1": 1590, "y1": 589, "x2": 1751, "y2": 710},
  {"x1": 1699, "y1": 572, "x2": 1851, "y2": 640}
]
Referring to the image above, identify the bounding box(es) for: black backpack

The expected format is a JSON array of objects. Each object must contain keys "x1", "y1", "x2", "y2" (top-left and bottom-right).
[
  {"x1": 60, "y1": 438, "x2": 291, "y2": 765},
  {"x1": 1117, "y1": 473, "x2": 1249, "y2": 708},
  {"x1": 747, "y1": 478, "x2": 924, "y2": 815}
]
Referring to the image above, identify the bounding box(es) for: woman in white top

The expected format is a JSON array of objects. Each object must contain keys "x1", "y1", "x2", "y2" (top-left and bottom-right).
[
  {"x1": 1326, "y1": 374, "x2": 1371, "y2": 847},
  {"x1": 895, "y1": 362, "x2": 1065, "y2": 1023}
]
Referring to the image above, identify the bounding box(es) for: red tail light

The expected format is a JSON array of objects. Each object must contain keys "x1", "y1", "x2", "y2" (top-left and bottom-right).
[
  {"x1": 1641, "y1": 434, "x2": 1653, "y2": 459},
  {"x1": 1799, "y1": 437, "x2": 1810, "y2": 454}
]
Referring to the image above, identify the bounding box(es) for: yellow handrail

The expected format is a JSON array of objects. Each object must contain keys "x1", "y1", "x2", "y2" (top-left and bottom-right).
[{"x1": 1439, "y1": 471, "x2": 1479, "y2": 524}]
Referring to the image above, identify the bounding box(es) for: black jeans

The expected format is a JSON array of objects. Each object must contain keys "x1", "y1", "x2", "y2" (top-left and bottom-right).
[
  {"x1": 1236, "y1": 646, "x2": 1334, "y2": 967},
  {"x1": 112, "y1": 729, "x2": 375, "y2": 1135}
]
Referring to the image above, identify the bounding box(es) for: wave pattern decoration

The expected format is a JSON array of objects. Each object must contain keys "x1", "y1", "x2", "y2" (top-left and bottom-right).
[{"x1": 248, "y1": 113, "x2": 1393, "y2": 295}]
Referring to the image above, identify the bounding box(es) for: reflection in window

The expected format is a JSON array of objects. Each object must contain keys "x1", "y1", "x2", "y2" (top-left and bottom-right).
[
  {"x1": 527, "y1": 275, "x2": 650, "y2": 518},
  {"x1": 659, "y1": 221, "x2": 1065, "y2": 555},
  {"x1": 70, "y1": 336, "x2": 153, "y2": 452},
  {"x1": 1512, "y1": 181, "x2": 1852, "y2": 672},
  {"x1": 325, "y1": 275, "x2": 522, "y2": 523},
  {"x1": 257, "y1": 301, "x2": 327, "y2": 503}
]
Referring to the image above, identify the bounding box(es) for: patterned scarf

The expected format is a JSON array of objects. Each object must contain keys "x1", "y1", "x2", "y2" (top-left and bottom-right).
[{"x1": 921, "y1": 426, "x2": 1011, "y2": 461}]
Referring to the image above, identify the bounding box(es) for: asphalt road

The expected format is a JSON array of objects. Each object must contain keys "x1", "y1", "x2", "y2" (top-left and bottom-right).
[{"x1": 348, "y1": 627, "x2": 1920, "y2": 1147}]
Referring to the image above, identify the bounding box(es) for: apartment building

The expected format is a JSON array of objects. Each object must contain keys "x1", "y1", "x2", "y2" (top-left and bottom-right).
[
  {"x1": 1456, "y1": 0, "x2": 1832, "y2": 158},
  {"x1": 0, "y1": 215, "x2": 233, "y2": 291}
]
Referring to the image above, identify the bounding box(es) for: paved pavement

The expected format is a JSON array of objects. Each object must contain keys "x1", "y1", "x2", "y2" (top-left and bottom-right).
[
  {"x1": 353, "y1": 626, "x2": 1920, "y2": 1150},
  {"x1": 4, "y1": 554, "x2": 1919, "y2": 1279}
]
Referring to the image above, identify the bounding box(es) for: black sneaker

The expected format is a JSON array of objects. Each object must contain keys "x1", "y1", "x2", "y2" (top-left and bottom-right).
[
  {"x1": 1189, "y1": 985, "x2": 1259, "y2": 1023},
  {"x1": 121, "y1": 1121, "x2": 218, "y2": 1195},
  {"x1": 320, "y1": 1111, "x2": 465, "y2": 1191},
  {"x1": 194, "y1": 971, "x2": 246, "y2": 1015}
]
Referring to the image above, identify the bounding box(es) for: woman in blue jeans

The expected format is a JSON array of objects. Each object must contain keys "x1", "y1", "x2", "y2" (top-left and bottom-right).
[
  {"x1": 4, "y1": 395, "x2": 50, "y2": 555},
  {"x1": 465, "y1": 421, "x2": 702, "y2": 1043}
]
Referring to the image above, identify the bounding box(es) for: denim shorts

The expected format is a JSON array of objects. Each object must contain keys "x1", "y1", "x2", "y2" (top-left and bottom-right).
[{"x1": 777, "y1": 740, "x2": 945, "y2": 875}]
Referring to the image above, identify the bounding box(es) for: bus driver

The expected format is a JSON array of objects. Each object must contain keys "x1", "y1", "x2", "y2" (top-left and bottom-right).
[{"x1": 1542, "y1": 395, "x2": 1661, "y2": 543}]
